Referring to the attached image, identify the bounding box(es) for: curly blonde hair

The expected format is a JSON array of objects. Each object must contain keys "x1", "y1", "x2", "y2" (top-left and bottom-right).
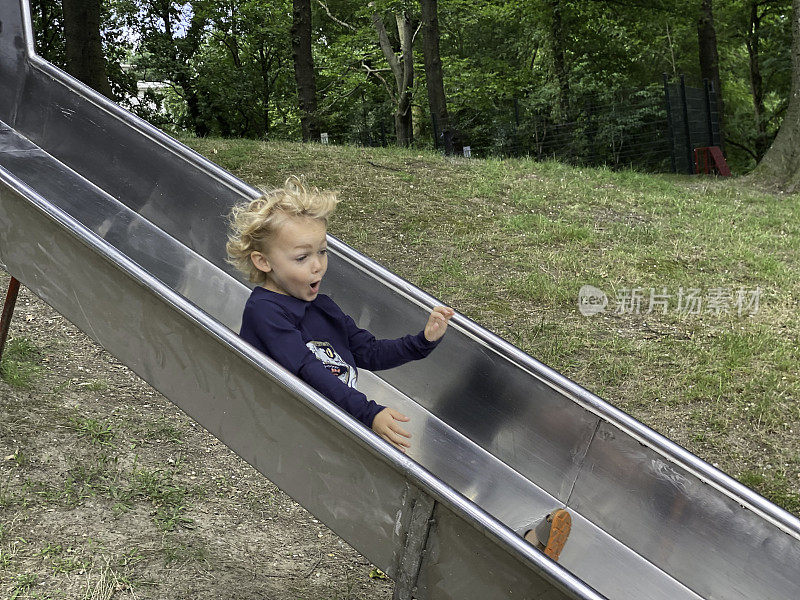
[{"x1": 226, "y1": 176, "x2": 338, "y2": 284}]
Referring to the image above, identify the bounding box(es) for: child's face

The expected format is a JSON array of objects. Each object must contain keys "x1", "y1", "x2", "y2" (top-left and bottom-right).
[{"x1": 251, "y1": 216, "x2": 328, "y2": 301}]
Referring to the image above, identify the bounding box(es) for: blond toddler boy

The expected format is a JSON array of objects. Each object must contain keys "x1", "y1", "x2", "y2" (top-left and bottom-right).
[{"x1": 227, "y1": 177, "x2": 454, "y2": 450}]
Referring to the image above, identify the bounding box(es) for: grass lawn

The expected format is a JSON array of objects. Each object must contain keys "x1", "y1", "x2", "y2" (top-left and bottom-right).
[{"x1": 182, "y1": 137, "x2": 800, "y2": 516}]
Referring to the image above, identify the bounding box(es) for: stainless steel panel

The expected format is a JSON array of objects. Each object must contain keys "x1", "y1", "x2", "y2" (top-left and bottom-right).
[
  {"x1": 559, "y1": 513, "x2": 703, "y2": 600},
  {"x1": 11, "y1": 67, "x2": 242, "y2": 271},
  {"x1": 359, "y1": 370, "x2": 564, "y2": 531},
  {"x1": 0, "y1": 120, "x2": 247, "y2": 330},
  {"x1": 8, "y1": 73, "x2": 247, "y2": 274},
  {"x1": 570, "y1": 421, "x2": 800, "y2": 600}
]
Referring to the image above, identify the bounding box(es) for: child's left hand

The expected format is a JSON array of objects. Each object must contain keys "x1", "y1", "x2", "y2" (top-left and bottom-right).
[{"x1": 424, "y1": 306, "x2": 455, "y2": 342}]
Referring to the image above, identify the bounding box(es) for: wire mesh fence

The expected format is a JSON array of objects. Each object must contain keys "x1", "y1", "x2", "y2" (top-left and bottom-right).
[
  {"x1": 341, "y1": 75, "x2": 721, "y2": 174},
  {"x1": 437, "y1": 76, "x2": 720, "y2": 173},
  {"x1": 456, "y1": 94, "x2": 674, "y2": 172}
]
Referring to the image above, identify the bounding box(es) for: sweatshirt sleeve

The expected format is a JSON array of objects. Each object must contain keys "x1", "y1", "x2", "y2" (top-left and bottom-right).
[
  {"x1": 341, "y1": 312, "x2": 442, "y2": 372},
  {"x1": 241, "y1": 302, "x2": 385, "y2": 428}
]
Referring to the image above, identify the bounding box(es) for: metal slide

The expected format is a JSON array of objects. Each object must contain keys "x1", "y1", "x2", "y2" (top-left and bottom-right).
[{"x1": 1, "y1": 2, "x2": 799, "y2": 598}]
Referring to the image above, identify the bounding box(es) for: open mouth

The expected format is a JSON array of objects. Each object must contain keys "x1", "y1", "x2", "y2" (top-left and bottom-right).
[{"x1": 309, "y1": 281, "x2": 320, "y2": 293}]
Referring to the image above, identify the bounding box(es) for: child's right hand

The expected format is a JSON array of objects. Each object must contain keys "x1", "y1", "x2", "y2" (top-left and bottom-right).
[{"x1": 372, "y1": 407, "x2": 411, "y2": 452}]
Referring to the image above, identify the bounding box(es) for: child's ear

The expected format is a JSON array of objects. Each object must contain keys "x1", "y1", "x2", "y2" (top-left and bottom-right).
[{"x1": 250, "y1": 251, "x2": 272, "y2": 273}]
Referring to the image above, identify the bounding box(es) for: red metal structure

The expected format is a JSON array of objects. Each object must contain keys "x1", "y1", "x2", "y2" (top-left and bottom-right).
[
  {"x1": 0, "y1": 277, "x2": 20, "y2": 359},
  {"x1": 694, "y1": 146, "x2": 731, "y2": 176}
]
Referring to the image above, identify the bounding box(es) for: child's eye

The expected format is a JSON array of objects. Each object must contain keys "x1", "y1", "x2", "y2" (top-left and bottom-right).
[
  {"x1": 295, "y1": 255, "x2": 307, "y2": 262},
  {"x1": 319, "y1": 249, "x2": 328, "y2": 256}
]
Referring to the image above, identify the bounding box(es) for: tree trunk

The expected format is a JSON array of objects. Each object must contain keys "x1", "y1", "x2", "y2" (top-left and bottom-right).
[
  {"x1": 61, "y1": 0, "x2": 113, "y2": 98},
  {"x1": 372, "y1": 11, "x2": 414, "y2": 146},
  {"x1": 395, "y1": 13, "x2": 414, "y2": 146},
  {"x1": 697, "y1": 0, "x2": 724, "y2": 144},
  {"x1": 746, "y1": 1, "x2": 769, "y2": 160},
  {"x1": 548, "y1": 0, "x2": 569, "y2": 120},
  {"x1": 291, "y1": 0, "x2": 320, "y2": 142},
  {"x1": 258, "y1": 44, "x2": 272, "y2": 139},
  {"x1": 421, "y1": 0, "x2": 453, "y2": 154},
  {"x1": 752, "y1": 0, "x2": 800, "y2": 190}
]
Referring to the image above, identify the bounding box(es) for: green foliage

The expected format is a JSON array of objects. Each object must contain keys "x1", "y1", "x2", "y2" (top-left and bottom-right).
[
  {"x1": 68, "y1": 417, "x2": 115, "y2": 446},
  {"x1": 28, "y1": 0, "x2": 796, "y2": 171},
  {"x1": 0, "y1": 338, "x2": 42, "y2": 389},
  {"x1": 368, "y1": 567, "x2": 388, "y2": 579},
  {"x1": 10, "y1": 572, "x2": 37, "y2": 598},
  {"x1": 162, "y1": 542, "x2": 207, "y2": 565},
  {"x1": 30, "y1": 0, "x2": 65, "y2": 66},
  {"x1": 716, "y1": 0, "x2": 792, "y2": 171},
  {"x1": 132, "y1": 468, "x2": 195, "y2": 531},
  {"x1": 739, "y1": 469, "x2": 800, "y2": 514}
]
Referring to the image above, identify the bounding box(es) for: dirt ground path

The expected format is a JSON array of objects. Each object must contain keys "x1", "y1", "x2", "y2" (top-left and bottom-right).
[{"x1": 0, "y1": 271, "x2": 393, "y2": 599}]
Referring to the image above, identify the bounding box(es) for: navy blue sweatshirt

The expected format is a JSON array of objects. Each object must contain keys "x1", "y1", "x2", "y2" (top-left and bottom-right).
[{"x1": 240, "y1": 287, "x2": 440, "y2": 427}]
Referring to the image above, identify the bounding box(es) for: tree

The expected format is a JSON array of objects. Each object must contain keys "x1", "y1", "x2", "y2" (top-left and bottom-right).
[
  {"x1": 136, "y1": 0, "x2": 209, "y2": 136},
  {"x1": 292, "y1": 0, "x2": 320, "y2": 141},
  {"x1": 251, "y1": 2, "x2": 293, "y2": 139},
  {"x1": 548, "y1": 0, "x2": 569, "y2": 119},
  {"x1": 371, "y1": 8, "x2": 415, "y2": 146},
  {"x1": 421, "y1": 0, "x2": 453, "y2": 154},
  {"x1": 752, "y1": 0, "x2": 800, "y2": 189},
  {"x1": 32, "y1": 1, "x2": 136, "y2": 104},
  {"x1": 61, "y1": 0, "x2": 114, "y2": 97},
  {"x1": 713, "y1": 0, "x2": 790, "y2": 169},
  {"x1": 198, "y1": 0, "x2": 293, "y2": 138},
  {"x1": 746, "y1": 0, "x2": 770, "y2": 158}
]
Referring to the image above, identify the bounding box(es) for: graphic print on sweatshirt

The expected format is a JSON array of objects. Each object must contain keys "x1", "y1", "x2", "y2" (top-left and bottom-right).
[{"x1": 306, "y1": 341, "x2": 358, "y2": 389}]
